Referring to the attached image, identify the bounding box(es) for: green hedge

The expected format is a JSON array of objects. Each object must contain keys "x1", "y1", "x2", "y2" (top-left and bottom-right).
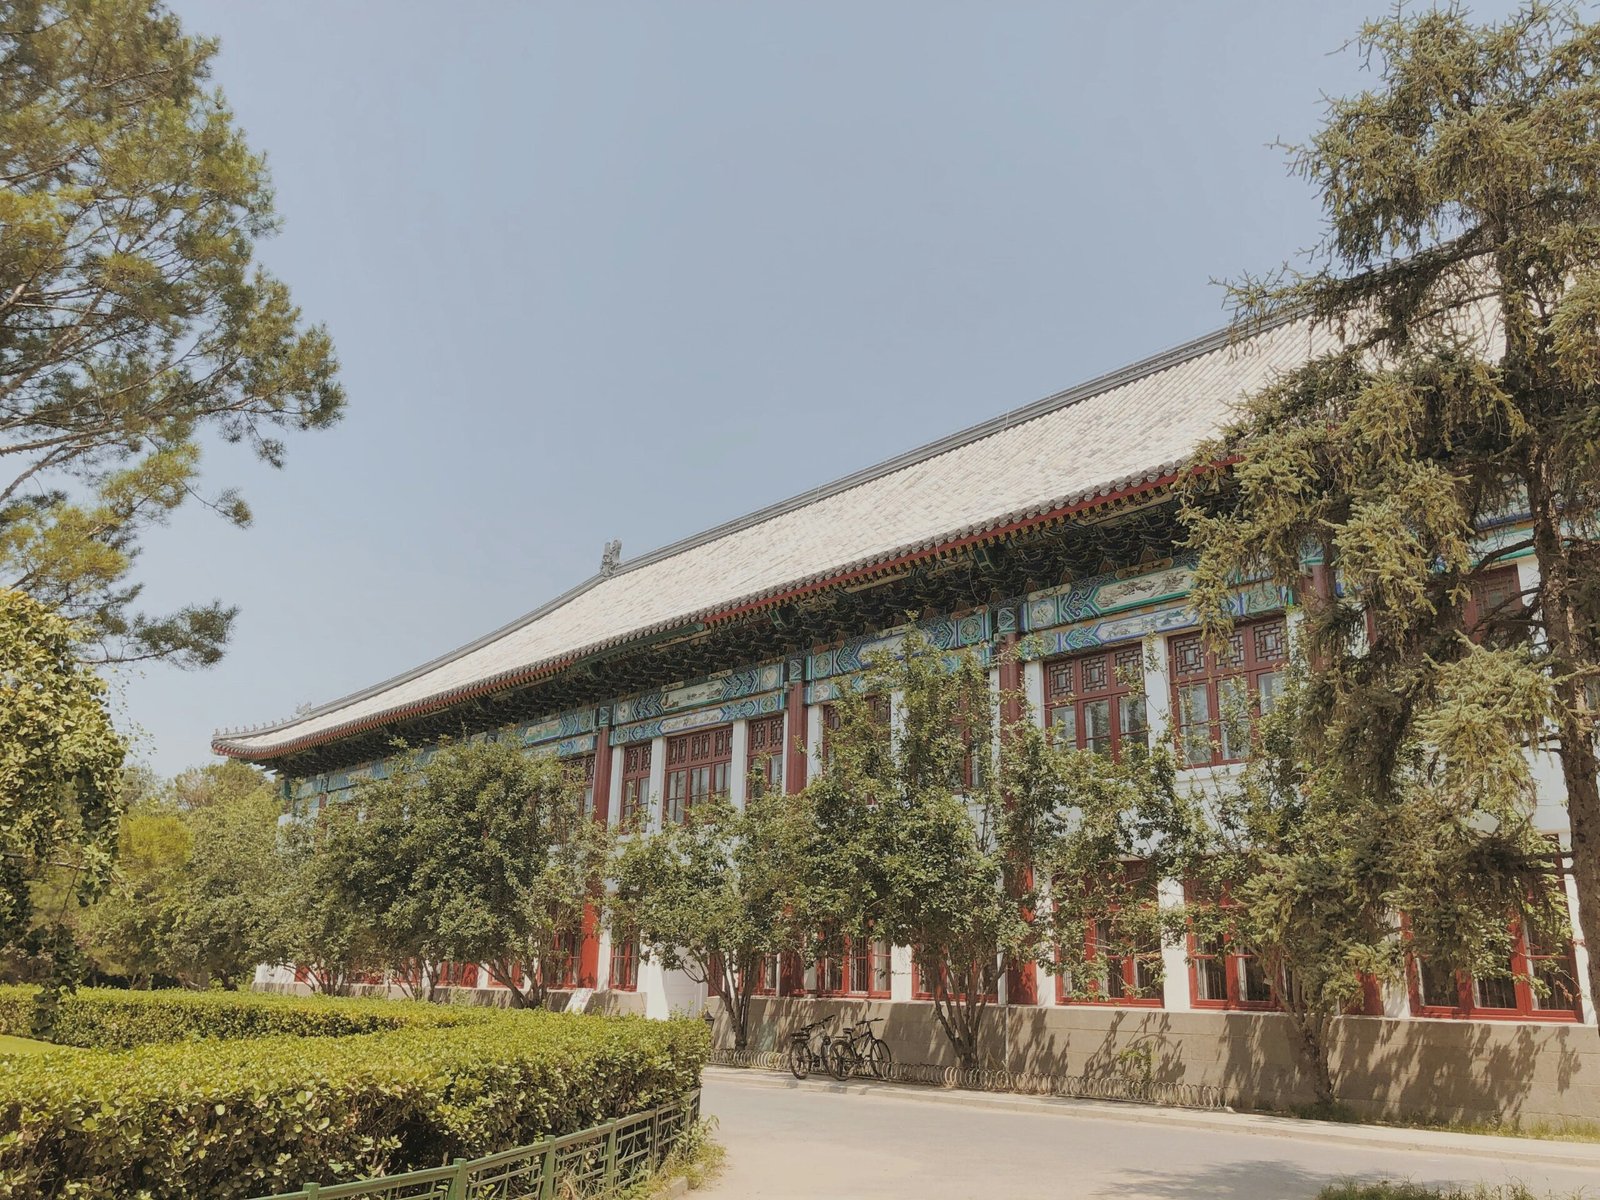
[
  {"x1": 0, "y1": 1009, "x2": 710, "y2": 1200},
  {"x1": 0, "y1": 986, "x2": 486, "y2": 1050}
]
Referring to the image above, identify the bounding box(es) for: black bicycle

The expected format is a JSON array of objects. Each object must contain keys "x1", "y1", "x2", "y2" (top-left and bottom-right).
[
  {"x1": 827, "y1": 1016, "x2": 892, "y2": 1080},
  {"x1": 784, "y1": 1016, "x2": 837, "y2": 1080}
]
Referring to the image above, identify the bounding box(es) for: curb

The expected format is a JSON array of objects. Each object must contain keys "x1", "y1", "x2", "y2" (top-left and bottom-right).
[{"x1": 704, "y1": 1066, "x2": 1600, "y2": 1170}]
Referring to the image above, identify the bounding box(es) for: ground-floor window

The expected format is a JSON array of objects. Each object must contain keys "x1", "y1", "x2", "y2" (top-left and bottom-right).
[
  {"x1": 814, "y1": 934, "x2": 892, "y2": 998},
  {"x1": 911, "y1": 952, "x2": 998, "y2": 1003},
  {"x1": 1409, "y1": 915, "x2": 1583, "y2": 1021},
  {"x1": 1184, "y1": 884, "x2": 1277, "y2": 1011},
  {"x1": 609, "y1": 930, "x2": 639, "y2": 991}
]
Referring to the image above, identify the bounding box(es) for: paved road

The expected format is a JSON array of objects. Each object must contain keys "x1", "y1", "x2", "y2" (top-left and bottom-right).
[{"x1": 698, "y1": 1073, "x2": 1600, "y2": 1199}]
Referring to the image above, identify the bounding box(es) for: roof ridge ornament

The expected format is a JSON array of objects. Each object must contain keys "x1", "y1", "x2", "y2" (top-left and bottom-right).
[{"x1": 600, "y1": 539, "x2": 622, "y2": 578}]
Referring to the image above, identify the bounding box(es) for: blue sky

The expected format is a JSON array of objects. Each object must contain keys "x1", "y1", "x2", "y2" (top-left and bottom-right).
[{"x1": 126, "y1": 1, "x2": 1521, "y2": 776}]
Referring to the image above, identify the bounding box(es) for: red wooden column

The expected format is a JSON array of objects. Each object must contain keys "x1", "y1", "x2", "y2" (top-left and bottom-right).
[
  {"x1": 579, "y1": 707, "x2": 614, "y2": 989},
  {"x1": 998, "y1": 627, "x2": 1039, "y2": 1006},
  {"x1": 783, "y1": 655, "x2": 808, "y2": 797}
]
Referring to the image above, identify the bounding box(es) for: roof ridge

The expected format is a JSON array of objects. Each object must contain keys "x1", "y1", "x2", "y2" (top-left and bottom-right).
[{"x1": 215, "y1": 312, "x2": 1271, "y2": 744}]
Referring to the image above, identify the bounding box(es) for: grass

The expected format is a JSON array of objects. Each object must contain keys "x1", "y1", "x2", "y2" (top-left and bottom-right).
[
  {"x1": 0, "y1": 1033, "x2": 63, "y2": 1057},
  {"x1": 1278, "y1": 1101, "x2": 1600, "y2": 1146},
  {"x1": 1318, "y1": 1185, "x2": 1583, "y2": 1200}
]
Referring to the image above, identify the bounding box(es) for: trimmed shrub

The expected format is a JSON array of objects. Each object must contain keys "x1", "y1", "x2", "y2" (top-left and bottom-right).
[
  {"x1": 0, "y1": 1009, "x2": 710, "y2": 1199},
  {"x1": 0, "y1": 986, "x2": 486, "y2": 1050}
]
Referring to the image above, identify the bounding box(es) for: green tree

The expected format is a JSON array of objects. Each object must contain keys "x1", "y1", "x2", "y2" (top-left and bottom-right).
[
  {"x1": 613, "y1": 792, "x2": 809, "y2": 1051},
  {"x1": 0, "y1": 0, "x2": 342, "y2": 666},
  {"x1": 0, "y1": 587, "x2": 126, "y2": 1025},
  {"x1": 802, "y1": 636, "x2": 1035, "y2": 1070},
  {"x1": 79, "y1": 792, "x2": 189, "y2": 986},
  {"x1": 271, "y1": 810, "x2": 375, "y2": 996},
  {"x1": 167, "y1": 765, "x2": 281, "y2": 987},
  {"x1": 1183, "y1": 2, "x2": 1600, "y2": 1012},
  {"x1": 338, "y1": 740, "x2": 611, "y2": 1009},
  {"x1": 1171, "y1": 649, "x2": 1566, "y2": 1107}
]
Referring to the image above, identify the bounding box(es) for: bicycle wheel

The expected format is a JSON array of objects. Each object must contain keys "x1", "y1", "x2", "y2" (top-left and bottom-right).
[
  {"x1": 786, "y1": 1041, "x2": 810, "y2": 1080},
  {"x1": 826, "y1": 1039, "x2": 854, "y2": 1081},
  {"x1": 864, "y1": 1037, "x2": 892, "y2": 1080}
]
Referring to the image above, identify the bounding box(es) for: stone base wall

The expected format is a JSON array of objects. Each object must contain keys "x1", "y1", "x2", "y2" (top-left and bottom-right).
[{"x1": 712, "y1": 995, "x2": 1600, "y2": 1126}]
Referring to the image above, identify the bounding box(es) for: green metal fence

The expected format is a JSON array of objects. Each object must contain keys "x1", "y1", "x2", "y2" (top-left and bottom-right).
[{"x1": 249, "y1": 1089, "x2": 700, "y2": 1200}]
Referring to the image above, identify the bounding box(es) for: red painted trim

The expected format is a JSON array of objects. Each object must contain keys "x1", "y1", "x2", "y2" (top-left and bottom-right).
[
  {"x1": 591, "y1": 723, "x2": 614, "y2": 826},
  {"x1": 216, "y1": 474, "x2": 1185, "y2": 762},
  {"x1": 783, "y1": 680, "x2": 807, "y2": 795},
  {"x1": 578, "y1": 902, "x2": 600, "y2": 989}
]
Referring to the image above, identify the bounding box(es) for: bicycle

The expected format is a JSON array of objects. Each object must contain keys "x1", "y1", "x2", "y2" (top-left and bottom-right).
[
  {"x1": 784, "y1": 1016, "x2": 837, "y2": 1080},
  {"x1": 827, "y1": 1016, "x2": 892, "y2": 1081}
]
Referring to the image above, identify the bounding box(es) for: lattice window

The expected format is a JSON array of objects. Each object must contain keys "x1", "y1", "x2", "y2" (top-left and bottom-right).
[
  {"x1": 619, "y1": 743, "x2": 651, "y2": 829},
  {"x1": 746, "y1": 714, "x2": 785, "y2": 796},
  {"x1": 1169, "y1": 617, "x2": 1288, "y2": 767},
  {"x1": 663, "y1": 727, "x2": 731, "y2": 824},
  {"x1": 1045, "y1": 643, "x2": 1148, "y2": 759}
]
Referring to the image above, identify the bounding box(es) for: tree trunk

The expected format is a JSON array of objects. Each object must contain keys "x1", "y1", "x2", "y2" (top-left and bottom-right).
[
  {"x1": 1528, "y1": 463, "x2": 1600, "y2": 1017},
  {"x1": 1285, "y1": 1006, "x2": 1337, "y2": 1108}
]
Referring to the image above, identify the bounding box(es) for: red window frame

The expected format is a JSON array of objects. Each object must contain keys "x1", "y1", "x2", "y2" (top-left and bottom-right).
[
  {"x1": 609, "y1": 930, "x2": 639, "y2": 992},
  {"x1": 1464, "y1": 565, "x2": 1523, "y2": 644},
  {"x1": 663, "y1": 727, "x2": 731, "y2": 824},
  {"x1": 549, "y1": 930, "x2": 580, "y2": 989},
  {"x1": 439, "y1": 961, "x2": 480, "y2": 989},
  {"x1": 821, "y1": 694, "x2": 891, "y2": 766},
  {"x1": 618, "y1": 743, "x2": 651, "y2": 829},
  {"x1": 1056, "y1": 864, "x2": 1163, "y2": 1008},
  {"x1": 748, "y1": 952, "x2": 782, "y2": 996},
  {"x1": 570, "y1": 753, "x2": 597, "y2": 820},
  {"x1": 812, "y1": 933, "x2": 892, "y2": 998},
  {"x1": 910, "y1": 952, "x2": 999, "y2": 1003},
  {"x1": 1183, "y1": 884, "x2": 1278, "y2": 1011},
  {"x1": 1045, "y1": 643, "x2": 1149, "y2": 759},
  {"x1": 1408, "y1": 914, "x2": 1583, "y2": 1023},
  {"x1": 746, "y1": 714, "x2": 785, "y2": 797},
  {"x1": 1169, "y1": 617, "x2": 1288, "y2": 768}
]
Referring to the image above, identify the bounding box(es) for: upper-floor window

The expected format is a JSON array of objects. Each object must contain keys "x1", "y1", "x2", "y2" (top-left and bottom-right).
[
  {"x1": 1465, "y1": 565, "x2": 1523, "y2": 646},
  {"x1": 746, "y1": 714, "x2": 785, "y2": 796},
  {"x1": 1046, "y1": 644, "x2": 1148, "y2": 758},
  {"x1": 664, "y1": 727, "x2": 731, "y2": 824},
  {"x1": 821, "y1": 694, "x2": 891, "y2": 768},
  {"x1": 1170, "y1": 617, "x2": 1288, "y2": 767},
  {"x1": 619, "y1": 743, "x2": 651, "y2": 829},
  {"x1": 571, "y1": 753, "x2": 596, "y2": 820}
]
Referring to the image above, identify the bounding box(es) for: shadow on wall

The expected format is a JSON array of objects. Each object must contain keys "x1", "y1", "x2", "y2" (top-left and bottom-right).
[{"x1": 709, "y1": 996, "x2": 1600, "y2": 1125}]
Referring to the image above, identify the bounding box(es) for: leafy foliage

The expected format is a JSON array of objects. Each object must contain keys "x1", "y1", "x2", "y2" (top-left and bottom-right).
[
  {"x1": 0, "y1": 1001, "x2": 708, "y2": 1199},
  {"x1": 0, "y1": 588, "x2": 125, "y2": 1025},
  {"x1": 0, "y1": 0, "x2": 343, "y2": 666},
  {"x1": 800, "y1": 634, "x2": 1032, "y2": 1069},
  {"x1": 1182, "y1": 1, "x2": 1600, "y2": 1010},
  {"x1": 613, "y1": 792, "x2": 810, "y2": 1050},
  {"x1": 327, "y1": 739, "x2": 611, "y2": 1007},
  {"x1": 0, "y1": 984, "x2": 484, "y2": 1049}
]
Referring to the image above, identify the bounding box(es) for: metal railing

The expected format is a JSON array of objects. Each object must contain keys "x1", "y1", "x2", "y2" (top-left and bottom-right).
[
  {"x1": 249, "y1": 1089, "x2": 700, "y2": 1200},
  {"x1": 708, "y1": 1047, "x2": 1226, "y2": 1109}
]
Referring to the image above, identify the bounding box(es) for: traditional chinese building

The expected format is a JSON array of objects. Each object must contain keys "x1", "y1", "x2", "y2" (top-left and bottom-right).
[{"x1": 217, "y1": 315, "x2": 1593, "y2": 1122}]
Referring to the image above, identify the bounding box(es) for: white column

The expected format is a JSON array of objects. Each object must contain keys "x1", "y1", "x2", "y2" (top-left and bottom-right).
[
  {"x1": 647, "y1": 736, "x2": 666, "y2": 831},
  {"x1": 1567, "y1": 855, "x2": 1597, "y2": 1026},
  {"x1": 1022, "y1": 659, "x2": 1045, "y2": 725},
  {"x1": 1158, "y1": 877, "x2": 1192, "y2": 1012},
  {"x1": 605, "y1": 743, "x2": 623, "y2": 825},
  {"x1": 806, "y1": 703, "x2": 824, "y2": 782},
  {"x1": 1141, "y1": 633, "x2": 1173, "y2": 745},
  {"x1": 890, "y1": 945, "x2": 914, "y2": 1002},
  {"x1": 729, "y1": 720, "x2": 749, "y2": 811}
]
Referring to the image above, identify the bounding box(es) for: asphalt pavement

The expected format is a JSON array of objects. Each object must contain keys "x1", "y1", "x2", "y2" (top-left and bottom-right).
[{"x1": 695, "y1": 1069, "x2": 1600, "y2": 1199}]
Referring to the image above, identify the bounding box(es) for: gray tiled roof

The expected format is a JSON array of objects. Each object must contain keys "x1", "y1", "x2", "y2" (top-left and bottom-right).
[{"x1": 215, "y1": 316, "x2": 1339, "y2": 759}]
